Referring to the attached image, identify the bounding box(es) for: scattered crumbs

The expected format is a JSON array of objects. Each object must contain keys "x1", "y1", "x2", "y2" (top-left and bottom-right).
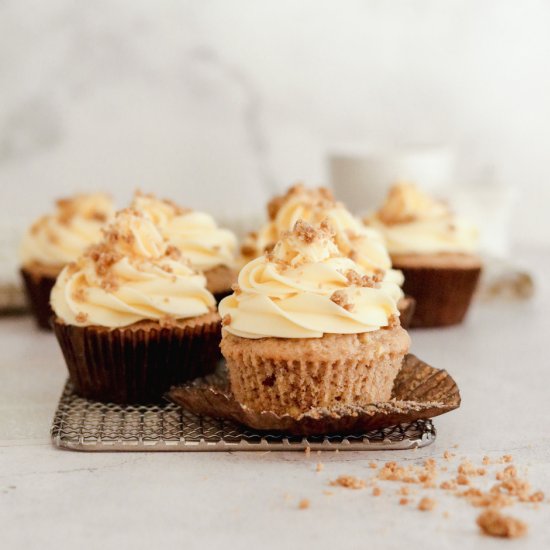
[
  {"x1": 304, "y1": 446, "x2": 311, "y2": 457},
  {"x1": 477, "y1": 510, "x2": 527, "y2": 538},
  {"x1": 456, "y1": 474, "x2": 470, "y2": 486},
  {"x1": 482, "y1": 456, "x2": 491, "y2": 466},
  {"x1": 316, "y1": 463, "x2": 324, "y2": 473},
  {"x1": 418, "y1": 497, "x2": 436, "y2": 511},
  {"x1": 372, "y1": 487, "x2": 382, "y2": 496},
  {"x1": 369, "y1": 462, "x2": 378, "y2": 469},
  {"x1": 298, "y1": 499, "x2": 310, "y2": 510},
  {"x1": 452, "y1": 444, "x2": 459, "y2": 449},
  {"x1": 443, "y1": 450, "x2": 454, "y2": 460},
  {"x1": 399, "y1": 486, "x2": 410, "y2": 496},
  {"x1": 399, "y1": 497, "x2": 409, "y2": 506},
  {"x1": 443, "y1": 511, "x2": 450, "y2": 519},
  {"x1": 502, "y1": 455, "x2": 513, "y2": 464},
  {"x1": 322, "y1": 490, "x2": 334, "y2": 496},
  {"x1": 330, "y1": 476, "x2": 366, "y2": 490}
]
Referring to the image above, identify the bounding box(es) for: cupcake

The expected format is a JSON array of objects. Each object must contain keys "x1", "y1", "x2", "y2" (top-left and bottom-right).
[
  {"x1": 132, "y1": 193, "x2": 238, "y2": 301},
  {"x1": 220, "y1": 219, "x2": 410, "y2": 417},
  {"x1": 19, "y1": 193, "x2": 115, "y2": 329},
  {"x1": 240, "y1": 183, "x2": 411, "y2": 322},
  {"x1": 366, "y1": 183, "x2": 481, "y2": 327},
  {"x1": 50, "y1": 208, "x2": 220, "y2": 404}
]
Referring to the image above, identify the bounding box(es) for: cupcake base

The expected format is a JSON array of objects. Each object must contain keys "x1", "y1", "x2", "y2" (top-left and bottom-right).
[
  {"x1": 392, "y1": 253, "x2": 482, "y2": 328},
  {"x1": 204, "y1": 264, "x2": 238, "y2": 302},
  {"x1": 221, "y1": 326, "x2": 410, "y2": 417},
  {"x1": 20, "y1": 265, "x2": 60, "y2": 330},
  {"x1": 52, "y1": 313, "x2": 221, "y2": 404}
]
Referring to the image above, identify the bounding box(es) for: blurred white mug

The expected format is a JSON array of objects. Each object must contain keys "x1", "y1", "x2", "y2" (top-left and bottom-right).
[{"x1": 328, "y1": 145, "x2": 456, "y2": 215}]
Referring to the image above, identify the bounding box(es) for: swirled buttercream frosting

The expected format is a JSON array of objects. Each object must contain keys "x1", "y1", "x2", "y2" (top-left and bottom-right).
[
  {"x1": 241, "y1": 183, "x2": 404, "y2": 290},
  {"x1": 132, "y1": 193, "x2": 237, "y2": 271},
  {"x1": 20, "y1": 193, "x2": 115, "y2": 267},
  {"x1": 220, "y1": 220, "x2": 401, "y2": 339},
  {"x1": 366, "y1": 183, "x2": 478, "y2": 255},
  {"x1": 51, "y1": 208, "x2": 215, "y2": 327}
]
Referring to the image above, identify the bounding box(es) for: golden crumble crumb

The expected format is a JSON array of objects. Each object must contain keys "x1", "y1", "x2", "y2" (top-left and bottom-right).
[
  {"x1": 476, "y1": 509, "x2": 527, "y2": 538},
  {"x1": 456, "y1": 474, "x2": 470, "y2": 486},
  {"x1": 502, "y1": 455, "x2": 513, "y2": 463},
  {"x1": 75, "y1": 312, "x2": 88, "y2": 324},
  {"x1": 330, "y1": 290, "x2": 354, "y2": 311},
  {"x1": 399, "y1": 486, "x2": 410, "y2": 496},
  {"x1": 372, "y1": 487, "x2": 382, "y2": 496},
  {"x1": 322, "y1": 490, "x2": 333, "y2": 496},
  {"x1": 222, "y1": 314, "x2": 232, "y2": 327},
  {"x1": 298, "y1": 499, "x2": 310, "y2": 510},
  {"x1": 399, "y1": 497, "x2": 409, "y2": 505},
  {"x1": 369, "y1": 462, "x2": 378, "y2": 469},
  {"x1": 316, "y1": 463, "x2": 324, "y2": 472},
  {"x1": 418, "y1": 497, "x2": 436, "y2": 511},
  {"x1": 443, "y1": 450, "x2": 454, "y2": 460},
  {"x1": 482, "y1": 456, "x2": 491, "y2": 465},
  {"x1": 330, "y1": 475, "x2": 366, "y2": 490}
]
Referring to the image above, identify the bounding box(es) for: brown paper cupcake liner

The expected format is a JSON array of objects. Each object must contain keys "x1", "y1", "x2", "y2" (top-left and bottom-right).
[
  {"x1": 395, "y1": 264, "x2": 482, "y2": 328},
  {"x1": 398, "y1": 295, "x2": 416, "y2": 329},
  {"x1": 20, "y1": 268, "x2": 57, "y2": 330},
  {"x1": 53, "y1": 317, "x2": 221, "y2": 404},
  {"x1": 168, "y1": 354, "x2": 461, "y2": 436}
]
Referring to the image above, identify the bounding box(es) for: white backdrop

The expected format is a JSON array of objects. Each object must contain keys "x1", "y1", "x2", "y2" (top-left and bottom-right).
[{"x1": 1, "y1": 0, "x2": 549, "y2": 249}]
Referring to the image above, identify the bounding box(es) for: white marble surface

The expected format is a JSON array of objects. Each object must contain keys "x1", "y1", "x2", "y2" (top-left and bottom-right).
[
  {"x1": 1, "y1": 248, "x2": 548, "y2": 549},
  {"x1": 1, "y1": 0, "x2": 550, "y2": 249}
]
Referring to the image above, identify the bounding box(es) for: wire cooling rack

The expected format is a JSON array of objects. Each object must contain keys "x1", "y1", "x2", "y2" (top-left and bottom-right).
[{"x1": 51, "y1": 380, "x2": 436, "y2": 452}]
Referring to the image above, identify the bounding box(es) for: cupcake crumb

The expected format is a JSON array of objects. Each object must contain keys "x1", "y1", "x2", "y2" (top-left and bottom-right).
[
  {"x1": 418, "y1": 497, "x2": 436, "y2": 511},
  {"x1": 502, "y1": 455, "x2": 513, "y2": 463},
  {"x1": 298, "y1": 499, "x2": 310, "y2": 510},
  {"x1": 222, "y1": 314, "x2": 232, "y2": 327},
  {"x1": 399, "y1": 497, "x2": 409, "y2": 506},
  {"x1": 372, "y1": 487, "x2": 382, "y2": 496},
  {"x1": 316, "y1": 463, "x2": 324, "y2": 472},
  {"x1": 477, "y1": 510, "x2": 527, "y2": 538},
  {"x1": 369, "y1": 462, "x2": 378, "y2": 469},
  {"x1": 330, "y1": 475, "x2": 366, "y2": 489}
]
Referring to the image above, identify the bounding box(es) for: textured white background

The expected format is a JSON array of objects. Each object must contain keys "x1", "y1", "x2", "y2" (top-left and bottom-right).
[{"x1": 0, "y1": 0, "x2": 549, "y2": 247}]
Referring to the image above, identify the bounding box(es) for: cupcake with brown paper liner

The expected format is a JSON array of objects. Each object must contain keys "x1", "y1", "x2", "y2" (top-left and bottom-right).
[
  {"x1": 366, "y1": 183, "x2": 482, "y2": 327},
  {"x1": 50, "y1": 208, "x2": 220, "y2": 404},
  {"x1": 19, "y1": 193, "x2": 115, "y2": 329},
  {"x1": 240, "y1": 183, "x2": 414, "y2": 326},
  {"x1": 131, "y1": 192, "x2": 238, "y2": 302},
  {"x1": 219, "y1": 219, "x2": 410, "y2": 417}
]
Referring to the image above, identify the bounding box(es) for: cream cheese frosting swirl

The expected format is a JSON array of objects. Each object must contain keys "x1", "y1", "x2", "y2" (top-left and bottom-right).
[
  {"x1": 51, "y1": 208, "x2": 215, "y2": 327},
  {"x1": 20, "y1": 193, "x2": 115, "y2": 267},
  {"x1": 242, "y1": 184, "x2": 404, "y2": 291},
  {"x1": 366, "y1": 183, "x2": 478, "y2": 255},
  {"x1": 132, "y1": 193, "x2": 237, "y2": 271},
  {"x1": 220, "y1": 220, "x2": 401, "y2": 339}
]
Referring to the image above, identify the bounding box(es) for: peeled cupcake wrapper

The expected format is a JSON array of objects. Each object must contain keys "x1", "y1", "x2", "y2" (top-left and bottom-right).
[
  {"x1": 395, "y1": 264, "x2": 482, "y2": 328},
  {"x1": 20, "y1": 267, "x2": 57, "y2": 330},
  {"x1": 168, "y1": 354, "x2": 461, "y2": 436},
  {"x1": 53, "y1": 317, "x2": 221, "y2": 404}
]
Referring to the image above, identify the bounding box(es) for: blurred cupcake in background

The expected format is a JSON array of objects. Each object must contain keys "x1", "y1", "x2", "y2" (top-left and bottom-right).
[
  {"x1": 19, "y1": 193, "x2": 115, "y2": 329},
  {"x1": 132, "y1": 193, "x2": 238, "y2": 302},
  {"x1": 366, "y1": 182, "x2": 481, "y2": 327},
  {"x1": 241, "y1": 183, "x2": 414, "y2": 326},
  {"x1": 51, "y1": 208, "x2": 220, "y2": 404}
]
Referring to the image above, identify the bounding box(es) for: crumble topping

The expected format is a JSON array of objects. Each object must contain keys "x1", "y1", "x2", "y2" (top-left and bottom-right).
[
  {"x1": 477, "y1": 510, "x2": 527, "y2": 538},
  {"x1": 330, "y1": 290, "x2": 354, "y2": 312},
  {"x1": 330, "y1": 475, "x2": 366, "y2": 489},
  {"x1": 222, "y1": 314, "x2": 232, "y2": 327}
]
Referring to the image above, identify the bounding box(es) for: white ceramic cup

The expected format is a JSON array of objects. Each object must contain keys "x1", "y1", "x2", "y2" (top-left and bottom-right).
[{"x1": 328, "y1": 145, "x2": 456, "y2": 215}]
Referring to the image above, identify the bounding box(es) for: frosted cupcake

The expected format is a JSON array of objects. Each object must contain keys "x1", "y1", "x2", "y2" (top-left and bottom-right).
[
  {"x1": 220, "y1": 220, "x2": 410, "y2": 417},
  {"x1": 240, "y1": 183, "x2": 411, "y2": 322},
  {"x1": 366, "y1": 183, "x2": 481, "y2": 327},
  {"x1": 51, "y1": 208, "x2": 220, "y2": 403},
  {"x1": 20, "y1": 193, "x2": 115, "y2": 329},
  {"x1": 132, "y1": 193, "x2": 238, "y2": 301}
]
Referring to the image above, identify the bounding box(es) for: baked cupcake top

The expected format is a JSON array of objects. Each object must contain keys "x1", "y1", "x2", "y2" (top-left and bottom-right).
[
  {"x1": 241, "y1": 183, "x2": 404, "y2": 288},
  {"x1": 51, "y1": 208, "x2": 215, "y2": 328},
  {"x1": 366, "y1": 183, "x2": 478, "y2": 255},
  {"x1": 20, "y1": 193, "x2": 115, "y2": 268},
  {"x1": 220, "y1": 220, "x2": 401, "y2": 339},
  {"x1": 131, "y1": 193, "x2": 237, "y2": 272}
]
